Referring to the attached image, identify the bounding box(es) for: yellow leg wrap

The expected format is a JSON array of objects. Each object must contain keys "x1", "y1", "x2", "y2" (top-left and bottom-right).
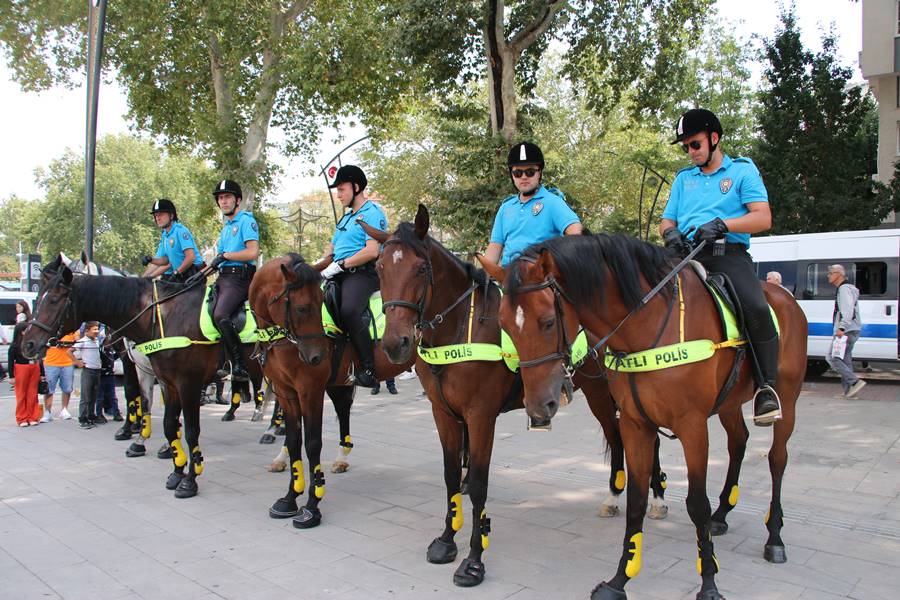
[
  {"x1": 127, "y1": 399, "x2": 136, "y2": 423},
  {"x1": 624, "y1": 532, "x2": 643, "y2": 578},
  {"x1": 728, "y1": 485, "x2": 739, "y2": 507},
  {"x1": 450, "y1": 492, "x2": 463, "y2": 532},
  {"x1": 696, "y1": 553, "x2": 720, "y2": 575},
  {"x1": 192, "y1": 445, "x2": 203, "y2": 476},
  {"x1": 140, "y1": 414, "x2": 152, "y2": 439},
  {"x1": 231, "y1": 392, "x2": 241, "y2": 406},
  {"x1": 661, "y1": 479, "x2": 667, "y2": 490},
  {"x1": 292, "y1": 460, "x2": 305, "y2": 494},
  {"x1": 171, "y1": 437, "x2": 187, "y2": 468},
  {"x1": 614, "y1": 470, "x2": 626, "y2": 491},
  {"x1": 314, "y1": 464, "x2": 325, "y2": 499},
  {"x1": 342, "y1": 435, "x2": 352, "y2": 456},
  {"x1": 480, "y1": 509, "x2": 490, "y2": 550}
]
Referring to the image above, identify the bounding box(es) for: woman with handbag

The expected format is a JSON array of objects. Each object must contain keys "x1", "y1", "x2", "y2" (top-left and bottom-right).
[{"x1": 8, "y1": 322, "x2": 42, "y2": 426}]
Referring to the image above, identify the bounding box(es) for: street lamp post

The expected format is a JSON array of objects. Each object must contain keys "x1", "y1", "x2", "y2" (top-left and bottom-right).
[{"x1": 85, "y1": 0, "x2": 108, "y2": 262}]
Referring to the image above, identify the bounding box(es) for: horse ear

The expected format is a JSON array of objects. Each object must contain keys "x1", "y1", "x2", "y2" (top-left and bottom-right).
[
  {"x1": 280, "y1": 263, "x2": 298, "y2": 283},
  {"x1": 475, "y1": 253, "x2": 505, "y2": 284},
  {"x1": 414, "y1": 203, "x2": 429, "y2": 239},
  {"x1": 80, "y1": 250, "x2": 89, "y2": 265},
  {"x1": 62, "y1": 266, "x2": 74, "y2": 285},
  {"x1": 358, "y1": 219, "x2": 389, "y2": 244},
  {"x1": 536, "y1": 248, "x2": 557, "y2": 280}
]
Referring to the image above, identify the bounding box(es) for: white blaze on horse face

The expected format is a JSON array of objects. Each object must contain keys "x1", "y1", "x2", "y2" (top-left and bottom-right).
[
  {"x1": 392, "y1": 249, "x2": 403, "y2": 264},
  {"x1": 515, "y1": 305, "x2": 525, "y2": 332}
]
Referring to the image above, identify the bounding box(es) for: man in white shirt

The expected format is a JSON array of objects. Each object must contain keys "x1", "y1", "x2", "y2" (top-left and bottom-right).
[{"x1": 67, "y1": 322, "x2": 103, "y2": 428}]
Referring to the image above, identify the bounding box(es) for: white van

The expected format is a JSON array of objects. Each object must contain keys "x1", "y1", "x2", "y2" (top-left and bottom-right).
[
  {"x1": 748, "y1": 229, "x2": 899, "y2": 374},
  {"x1": 0, "y1": 290, "x2": 37, "y2": 343}
]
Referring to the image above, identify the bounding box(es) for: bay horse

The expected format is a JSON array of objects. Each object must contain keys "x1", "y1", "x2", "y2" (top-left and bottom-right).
[
  {"x1": 249, "y1": 253, "x2": 415, "y2": 527},
  {"x1": 21, "y1": 254, "x2": 265, "y2": 499},
  {"x1": 480, "y1": 233, "x2": 806, "y2": 600},
  {"x1": 359, "y1": 205, "x2": 668, "y2": 588}
]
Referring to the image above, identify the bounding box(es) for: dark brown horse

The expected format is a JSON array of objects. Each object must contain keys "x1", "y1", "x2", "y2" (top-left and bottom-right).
[
  {"x1": 360, "y1": 206, "x2": 668, "y2": 588},
  {"x1": 480, "y1": 233, "x2": 806, "y2": 600},
  {"x1": 249, "y1": 253, "x2": 416, "y2": 527},
  {"x1": 21, "y1": 255, "x2": 265, "y2": 499}
]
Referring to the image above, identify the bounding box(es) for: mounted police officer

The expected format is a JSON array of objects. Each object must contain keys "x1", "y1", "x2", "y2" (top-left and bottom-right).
[
  {"x1": 483, "y1": 141, "x2": 582, "y2": 267},
  {"x1": 320, "y1": 165, "x2": 387, "y2": 388},
  {"x1": 659, "y1": 108, "x2": 781, "y2": 426},
  {"x1": 210, "y1": 179, "x2": 259, "y2": 382},
  {"x1": 141, "y1": 199, "x2": 205, "y2": 283}
]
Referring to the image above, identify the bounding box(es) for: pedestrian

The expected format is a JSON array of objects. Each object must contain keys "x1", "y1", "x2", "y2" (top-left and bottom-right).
[
  {"x1": 765, "y1": 271, "x2": 791, "y2": 293},
  {"x1": 14, "y1": 299, "x2": 31, "y2": 324},
  {"x1": 41, "y1": 330, "x2": 78, "y2": 422},
  {"x1": 660, "y1": 108, "x2": 781, "y2": 426},
  {"x1": 824, "y1": 264, "x2": 866, "y2": 397},
  {"x1": 97, "y1": 344, "x2": 123, "y2": 421},
  {"x1": 371, "y1": 377, "x2": 398, "y2": 395},
  {"x1": 8, "y1": 322, "x2": 42, "y2": 426},
  {"x1": 67, "y1": 322, "x2": 103, "y2": 428}
]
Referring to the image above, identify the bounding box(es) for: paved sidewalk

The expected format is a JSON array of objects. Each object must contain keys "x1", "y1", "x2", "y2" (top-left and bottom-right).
[{"x1": 1, "y1": 373, "x2": 898, "y2": 600}]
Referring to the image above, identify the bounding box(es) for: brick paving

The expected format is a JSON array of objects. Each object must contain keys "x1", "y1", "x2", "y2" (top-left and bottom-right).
[{"x1": 1, "y1": 370, "x2": 898, "y2": 599}]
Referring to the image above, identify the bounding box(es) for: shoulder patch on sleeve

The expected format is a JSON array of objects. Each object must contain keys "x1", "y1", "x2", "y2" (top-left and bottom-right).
[
  {"x1": 545, "y1": 186, "x2": 566, "y2": 201},
  {"x1": 250, "y1": 221, "x2": 258, "y2": 232}
]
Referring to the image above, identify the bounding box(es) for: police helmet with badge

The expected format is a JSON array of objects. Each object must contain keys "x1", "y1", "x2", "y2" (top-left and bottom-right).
[
  {"x1": 150, "y1": 198, "x2": 178, "y2": 221},
  {"x1": 507, "y1": 141, "x2": 544, "y2": 196},
  {"x1": 671, "y1": 108, "x2": 723, "y2": 169},
  {"x1": 212, "y1": 179, "x2": 243, "y2": 201},
  {"x1": 328, "y1": 165, "x2": 368, "y2": 198}
]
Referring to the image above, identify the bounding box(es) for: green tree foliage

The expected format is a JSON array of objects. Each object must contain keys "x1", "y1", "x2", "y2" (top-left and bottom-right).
[
  {"x1": 755, "y1": 9, "x2": 890, "y2": 234},
  {"x1": 0, "y1": 1, "x2": 409, "y2": 208},
  {"x1": 0, "y1": 135, "x2": 281, "y2": 272}
]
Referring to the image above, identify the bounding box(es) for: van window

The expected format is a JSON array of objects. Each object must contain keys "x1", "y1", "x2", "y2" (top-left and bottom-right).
[
  {"x1": 756, "y1": 261, "x2": 797, "y2": 295},
  {"x1": 804, "y1": 263, "x2": 840, "y2": 300},
  {"x1": 854, "y1": 262, "x2": 887, "y2": 296}
]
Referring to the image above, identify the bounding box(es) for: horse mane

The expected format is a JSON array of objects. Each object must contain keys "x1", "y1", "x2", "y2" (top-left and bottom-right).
[
  {"x1": 71, "y1": 274, "x2": 151, "y2": 317},
  {"x1": 284, "y1": 252, "x2": 322, "y2": 287},
  {"x1": 507, "y1": 234, "x2": 673, "y2": 311},
  {"x1": 394, "y1": 222, "x2": 487, "y2": 286}
]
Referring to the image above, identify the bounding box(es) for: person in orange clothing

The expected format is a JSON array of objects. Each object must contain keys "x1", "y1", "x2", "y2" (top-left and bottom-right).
[
  {"x1": 8, "y1": 322, "x2": 42, "y2": 426},
  {"x1": 42, "y1": 331, "x2": 78, "y2": 421}
]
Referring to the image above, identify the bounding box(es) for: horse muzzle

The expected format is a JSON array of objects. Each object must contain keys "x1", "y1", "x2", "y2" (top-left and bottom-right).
[{"x1": 382, "y1": 330, "x2": 414, "y2": 364}]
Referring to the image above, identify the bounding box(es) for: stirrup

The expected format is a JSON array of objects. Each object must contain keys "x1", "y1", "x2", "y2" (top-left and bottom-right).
[{"x1": 752, "y1": 385, "x2": 782, "y2": 426}]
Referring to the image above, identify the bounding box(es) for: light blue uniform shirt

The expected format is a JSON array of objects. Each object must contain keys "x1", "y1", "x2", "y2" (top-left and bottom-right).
[
  {"x1": 662, "y1": 155, "x2": 768, "y2": 248},
  {"x1": 155, "y1": 222, "x2": 202, "y2": 274},
  {"x1": 331, "y1": 201, "x2": 388, "y2": 261},
  {"x1": 490, "y1": 185, "x2": 580, "y2": 266},
  {"x1": 216, "y1": 211, "x2": 259, "y2": 266}
]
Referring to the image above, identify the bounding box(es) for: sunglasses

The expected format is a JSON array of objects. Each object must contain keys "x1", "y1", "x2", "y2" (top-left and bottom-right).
[
  {"x1": 511, "y1": 167, "x2": 540, "y2": 178},
  {"x1": 680, "y1": 140, "x2": 703, "y2": 153}
]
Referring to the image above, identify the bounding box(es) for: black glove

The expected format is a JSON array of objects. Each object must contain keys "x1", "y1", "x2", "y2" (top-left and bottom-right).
[
  {"x1": 141, "y1": 255, "x2": 153, "y2": 267},
  {"x1": 692, "y1": 218, "x2": 729, "y2": 244},
  {"x1": 210, "y1": 253, "x2": 227, "y2": 269},
  {"x1": 662, "y1": 227, "x2": 691, "y2": 257}
]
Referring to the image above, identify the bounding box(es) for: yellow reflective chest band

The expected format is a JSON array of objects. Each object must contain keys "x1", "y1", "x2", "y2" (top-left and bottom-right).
[
  {"x1": 418, "y1": 330, "x2": 588, "y2": 372},
  {"x1": 605, "y1": 282, "x2": 779, "y2": 373}
]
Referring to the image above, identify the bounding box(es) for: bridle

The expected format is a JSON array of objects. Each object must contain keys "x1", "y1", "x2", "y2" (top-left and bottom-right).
[
  {"x1": 27, "y1": 269, "x2": 74, "y2": 347},
  {"x1": 379, "y1": 238, "x2": 479, "y2": 336},
  {"x1": 264, "y1": 277, "x2": 329, "y2": 363}
]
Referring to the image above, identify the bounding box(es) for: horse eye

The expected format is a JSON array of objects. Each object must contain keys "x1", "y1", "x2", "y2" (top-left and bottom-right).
[
  {"x1": 296, "y1": 305, "x2": 309, "y2": 315},
  {"x1": 417, "y1": 265, "x2": 427, "y2": 274},
  {"x1": 543, "y1": 317, "x2": 555, "y2": 330}
]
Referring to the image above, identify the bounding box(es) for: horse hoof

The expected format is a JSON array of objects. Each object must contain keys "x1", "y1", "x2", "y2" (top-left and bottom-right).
[
  {"x1": 647, "y1": 504, "x2": 668, "y2": 520},
  {"x1": 331, "y1": 460, "x2": 350, "y2": 474},
  {"x1": 764, "y1": 544, "x2": 787, "y2": 564},
  {"x1": 165, "y1": 472, "x2": 184, "y2": 490},
  {"x1": 597, "y1": 504, "x2": 620, "y2": 518},
  {"x1": 174, "y1": 478, "x2": 198, "y2": 499},
  {"x1": 591, "y1": 582, "x2": 627, "y2": 600},
  {"x1": 426, "y1": 537, "x2": 458, "y2": 564},
  {"x1": 292, "y1": 507, "x2": 322, "y2": 529},
  {"x1": 695, "y1": 588, "x2": 724, "y2": 600},
  {"x1": 453, "y1": 558, "x2": 485, "y2": 587},
  {"x1": 250, "y1": 409, "x2": 263, "y2": 422},
  {"x1": 259, "y1": 433, "x2": 277, "y2": 445},
  {"x1": 274, "y1": 425, "x2": 286, "y2": 436},
  {"x1": 268, "y1": 460, "x2": 287, "y2": 473},
  {"x1": 710, "y1": 520, "x2": 729, "y2": 536},
  {"x1": 125, "y1": 443, "x2": 146, "y2": 458},
  {"x1": 221, "y1": 412, "x2": 235, "y2": 422},
  {"x1": 114, "y1": 426, "x2": 133, "y2": 441},
  {"x1": 269, "y1": 497, "x2": 299, "y2": 518}
]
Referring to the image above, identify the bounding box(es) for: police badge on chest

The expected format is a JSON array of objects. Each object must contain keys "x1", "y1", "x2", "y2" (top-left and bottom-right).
[
  {"x1": 532, "y1": 202, "x2": 543, "y2": 216},
  {"x1": 719, "y1": 178, "x2": 733, "y2": 194}
]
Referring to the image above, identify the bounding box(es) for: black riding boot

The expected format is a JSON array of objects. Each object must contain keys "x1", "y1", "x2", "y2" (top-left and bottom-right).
[
  {"x1": 348, "y1": 326, "x2": 377, "y2": 389},
  {"x1": 216, "y1": 319, "x2": 249, "y2": 382},
  {"x1": 751, "y1": 336, "x2": 781, "y2": 426}
]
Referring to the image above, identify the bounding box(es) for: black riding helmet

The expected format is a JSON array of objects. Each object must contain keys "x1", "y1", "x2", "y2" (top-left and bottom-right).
[
  {"x1": 150, "y1": 198, "x2": 178, "y2": 221},
  {"x1": 507, "y1": 141, "x2": 545, "y2": 169},
  {"x1": 328, "y1": 165, "x2": 368, "y2": 197},
  {"x1": 212, "y1": 179, "x2": 243, "y2": 201},
  {"x1": 671, "y1": 109, "x2": 723, "y2": 168}
]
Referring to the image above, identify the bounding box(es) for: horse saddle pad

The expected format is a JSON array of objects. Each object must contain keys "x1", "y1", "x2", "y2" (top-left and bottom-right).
[
  {"x1": 321, "y1": 290, "x2": 385, "y2": 341},
  {"x1": 200, "y1": 285, "x2": 258, "y2": 342},
  {"x1": 688, "y1": 262, "x2": 779, "y2": 340}
]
